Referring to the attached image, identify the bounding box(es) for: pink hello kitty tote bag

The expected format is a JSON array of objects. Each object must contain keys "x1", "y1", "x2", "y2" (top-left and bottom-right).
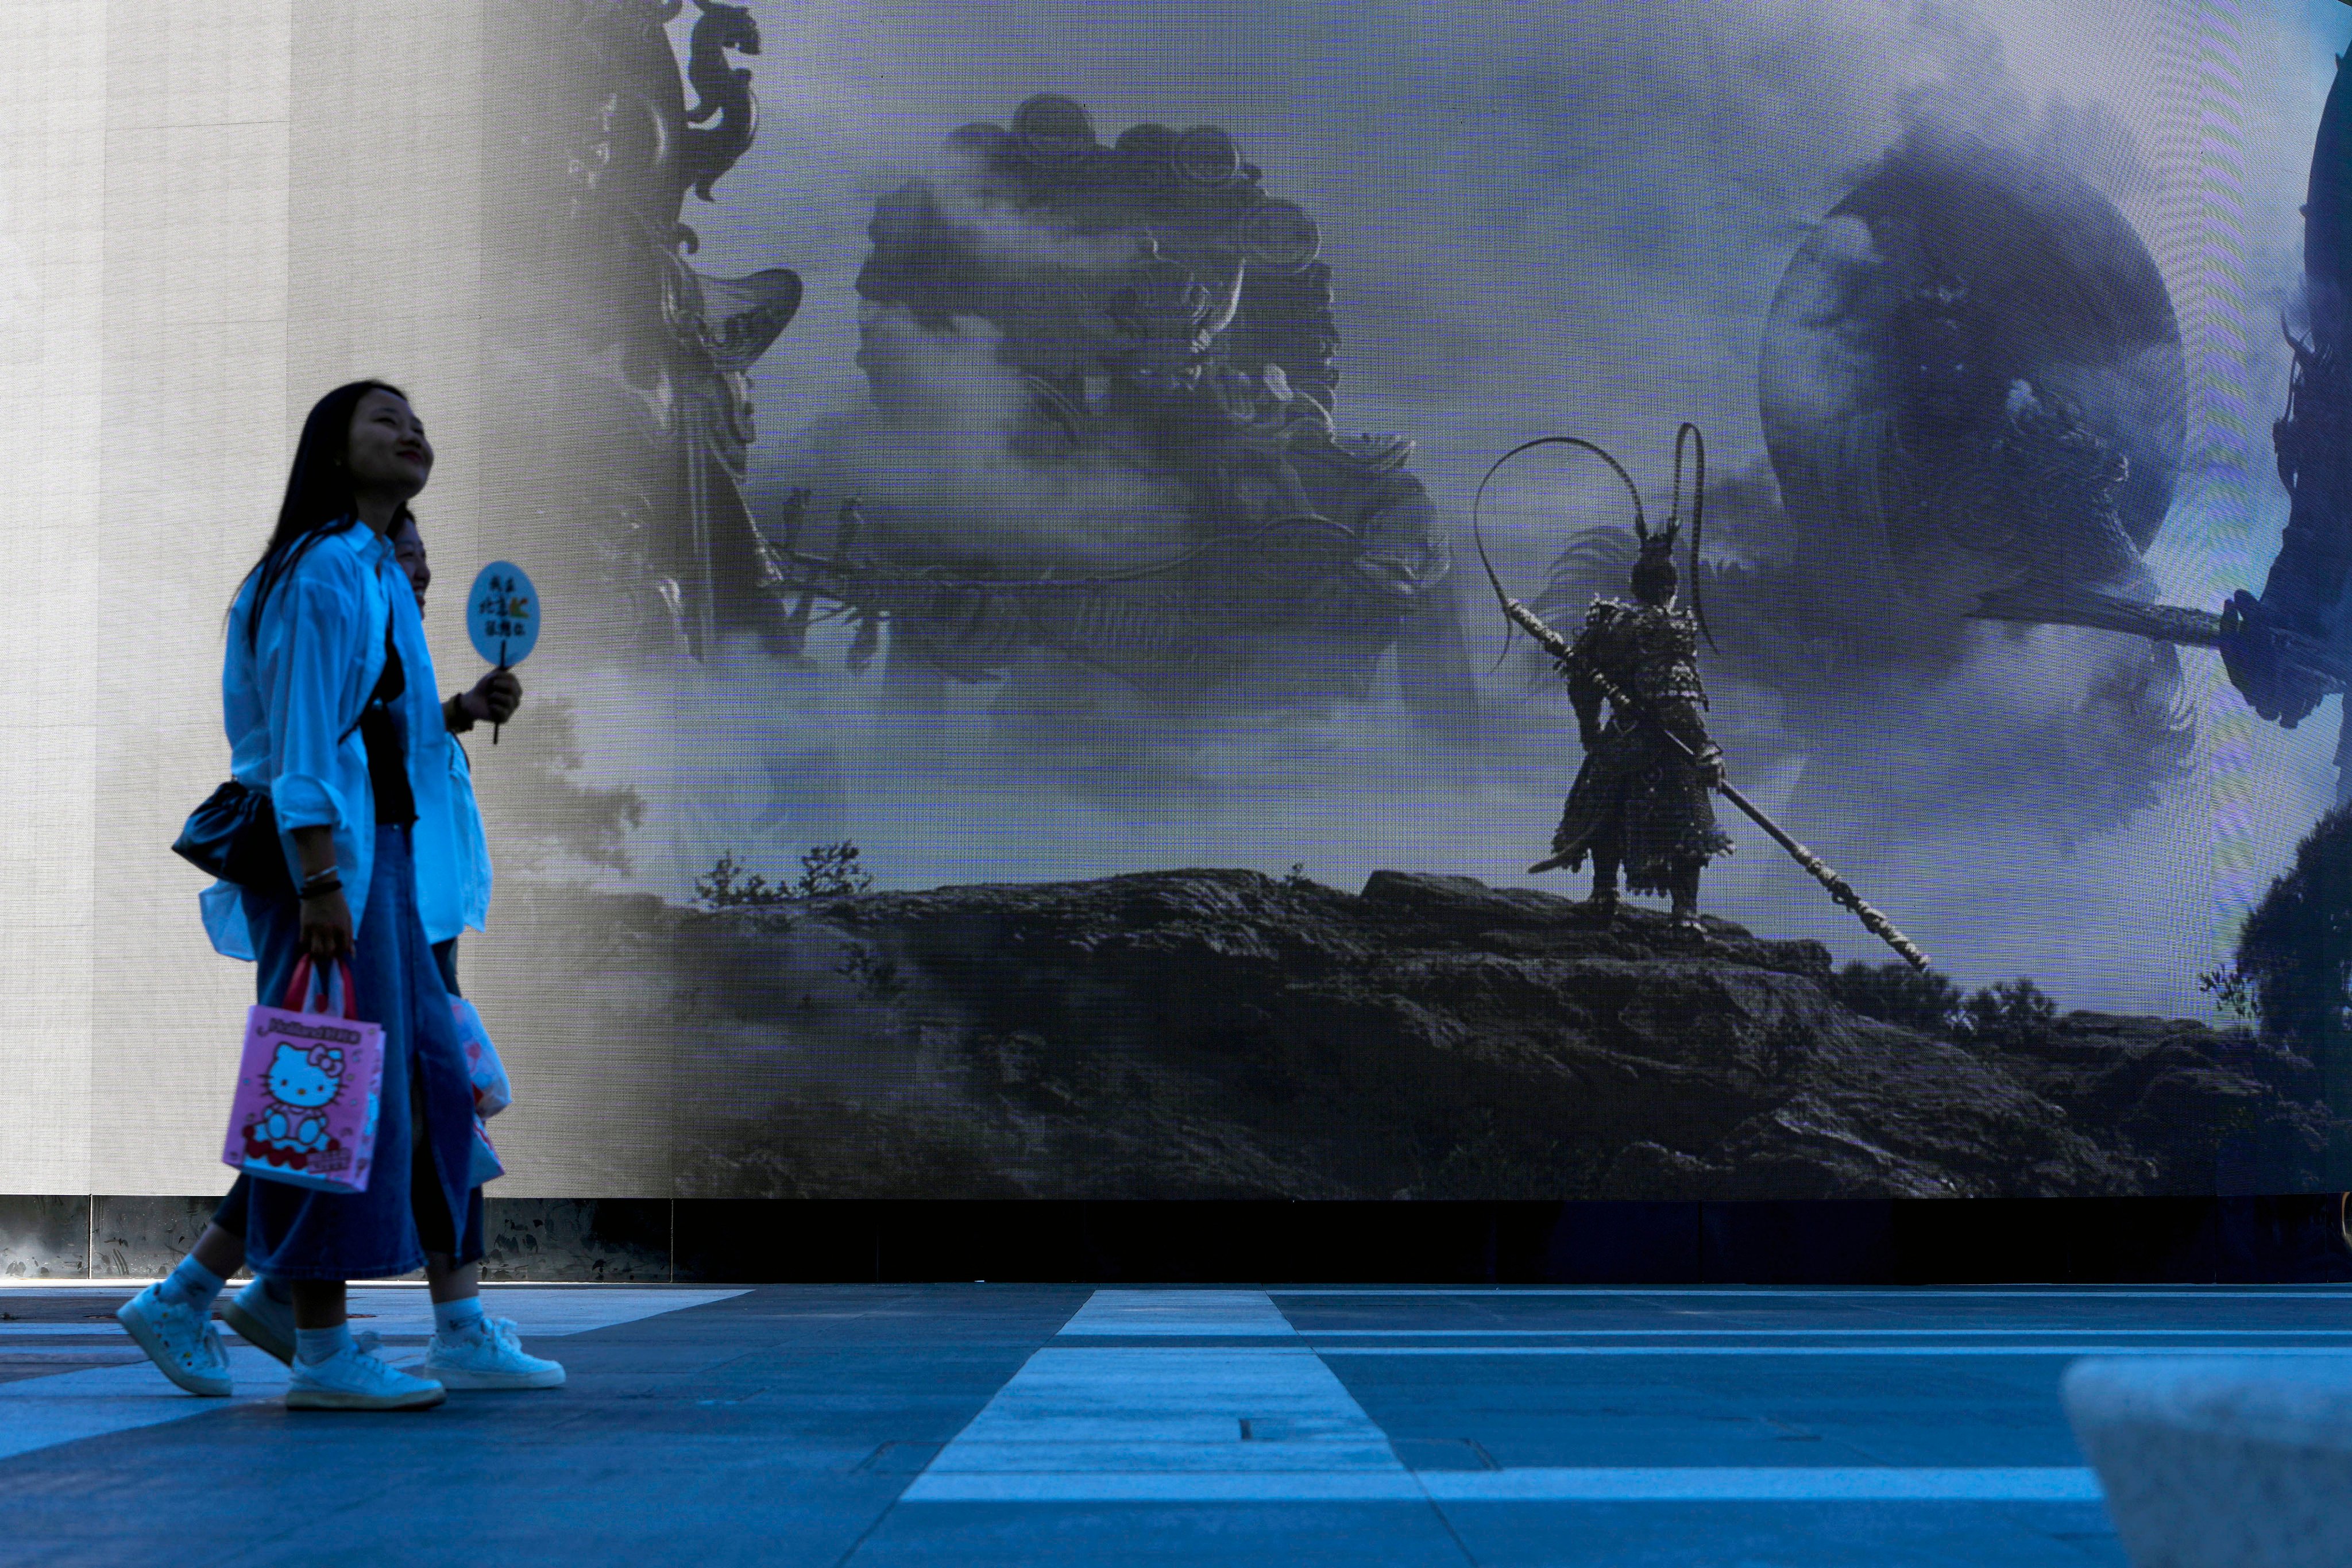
[{"x1": 222, "y1": 957, "x2": 385, "y2": 1195}]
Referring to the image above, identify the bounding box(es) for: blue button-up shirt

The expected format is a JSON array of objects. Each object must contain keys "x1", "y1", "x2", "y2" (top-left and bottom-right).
[{"x1": 202, "y1": 522, "x2": 464, "y2": 958}]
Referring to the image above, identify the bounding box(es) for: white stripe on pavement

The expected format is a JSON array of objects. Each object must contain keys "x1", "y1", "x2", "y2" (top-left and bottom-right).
[
  {"x1": 1056, "y1": 1289, "x2": 1297, "y2": 1337},
  {"x1": 325, "y1": 1285, "x2": 747, "y2": 1338},
  {"x1": 907, "y1": 1467, "x2": 2108, "y2": 1504},
  {"x1": 900, "y1": 1466, "x2": 2106, "y2": 1504},
  {"x1": 1300, "y1": 1327, "x2": 2352, "y2": 1338},
  {"x1": 0, "y1": 1287, "x2": 746, "y2": 1464},
  {"x1": 1319, "y1": 1344, "x2": 2352, "y2": 1357},
  {"x1": 905, "y1": 1345, "x2": 1404, "y2": 1485},
  {"x1": 906, "y1": 1472, "x2": 1428, "y2": 1501},
  {"x1": 1419, "y1": 1467, "x2": 2104, "y2": 1502},
  {"x1": 0, "y1": 1347, "x2": 293, "y2": 1462},
  {"x1": 908, "y1": 1292, "x2": 1405, "y2": 1502},
  {"x1": 1279, "y1": 1297, "x2": 2351, "y2": 1307}
]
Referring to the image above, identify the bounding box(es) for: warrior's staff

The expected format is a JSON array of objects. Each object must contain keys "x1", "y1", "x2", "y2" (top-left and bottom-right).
[{"x1": 1474, "y1": 435, "x2": 1932, "y2": 972}]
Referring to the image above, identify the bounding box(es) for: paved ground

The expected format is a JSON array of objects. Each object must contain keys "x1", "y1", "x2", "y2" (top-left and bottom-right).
[{"x1": 2, "y1": 1282, "x2": 2349, "y2": 1565}]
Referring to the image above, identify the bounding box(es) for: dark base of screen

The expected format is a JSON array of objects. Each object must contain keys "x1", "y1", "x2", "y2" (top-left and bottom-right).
[
  {"x1": 10, "y1": 1195, "x2": 2347, "y2": 1285},
  {"x1": 656, "y1": 1196, "x2": 2352, "y2": 1285}
]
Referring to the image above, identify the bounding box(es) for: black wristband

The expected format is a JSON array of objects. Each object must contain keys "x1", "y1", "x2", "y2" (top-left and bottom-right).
[
  {"x1": 299, "y1": 870, "x2": 343, "y2": 899},
  {"x1": 445, "y1": 693, "x2": 476, "y2": 733}
]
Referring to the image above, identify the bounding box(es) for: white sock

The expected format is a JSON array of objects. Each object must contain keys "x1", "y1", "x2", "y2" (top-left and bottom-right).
[
  {"x1": 433, "y1": 1296, "x2": 486, "y2": 1338},
  {"x1": 295, "y1": 1323, "x2": 353, "y2": 1366},
  {"x1": 157, "y1": 1257, "x2": 226, "y2": 1316}
]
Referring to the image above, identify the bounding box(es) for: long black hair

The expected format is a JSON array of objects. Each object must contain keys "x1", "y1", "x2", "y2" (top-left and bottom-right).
[{"x1": 238, "y1": 379, "x2": 408, "y2": 645}]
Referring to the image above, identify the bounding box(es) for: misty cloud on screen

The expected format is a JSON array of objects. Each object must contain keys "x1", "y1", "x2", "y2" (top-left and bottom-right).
[{"x1": 588, "y1": 0, "x2": 2352, "y2": 1013}]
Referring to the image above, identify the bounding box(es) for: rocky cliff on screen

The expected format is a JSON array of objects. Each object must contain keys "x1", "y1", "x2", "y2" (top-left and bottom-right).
[{"x1": 576, "y1": 871, "x2": 2342, "y2": 1201}]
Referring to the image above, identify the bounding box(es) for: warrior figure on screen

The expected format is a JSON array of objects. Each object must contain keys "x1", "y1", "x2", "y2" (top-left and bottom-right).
[
  {"x1": 1548, "y1": 503, "x2": 1733, "y2": 932},
  {"x1": 1484, "y1": 418, "x2": 1923, "y2": 959}
]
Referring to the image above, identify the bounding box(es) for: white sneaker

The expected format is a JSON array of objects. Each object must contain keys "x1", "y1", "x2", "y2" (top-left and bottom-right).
[
  {"x1": 115, "y1": 1283, "x2": 230, "y2": 1397},
  {"x1": 286, "y1": 1343, "x2": 446, "y2": 1411},
  {"x1": 419, "y1": 1315, "x2": 566, "y2": 1390},
  {"x1": 219, "y1": 1279, "x2": 295, "y2": 1365}
]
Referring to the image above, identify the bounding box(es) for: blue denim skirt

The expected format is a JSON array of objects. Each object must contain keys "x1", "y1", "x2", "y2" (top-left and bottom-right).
[{"x1": 227, "y1": 825, "x2": 482, "y2": 1280}]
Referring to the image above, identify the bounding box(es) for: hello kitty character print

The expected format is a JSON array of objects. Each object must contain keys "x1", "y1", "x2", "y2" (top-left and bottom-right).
[
  {"x1": 242, "y1": 1039, "x2": 349, "y2": 1173},
  {"x1": 224, "y1": 958, "x2": 384, "y2": 1194}
]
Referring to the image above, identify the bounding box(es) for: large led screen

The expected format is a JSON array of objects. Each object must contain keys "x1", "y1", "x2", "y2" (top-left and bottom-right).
[{"x1": 8, "y1": 0, "x2": 2352, "y2": 1203}]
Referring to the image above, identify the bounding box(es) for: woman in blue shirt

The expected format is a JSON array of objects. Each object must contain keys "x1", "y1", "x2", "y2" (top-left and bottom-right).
[
  {"x1": 120, "y1": 381, "x2": 558, "y2": 1411},
  {"x1": 119, "y1": 492, "x2": 545, "y2": 1403}
]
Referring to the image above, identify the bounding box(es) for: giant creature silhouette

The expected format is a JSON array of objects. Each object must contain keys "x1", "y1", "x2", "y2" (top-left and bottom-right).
[
  {"x1": 1976, "y1": 26, "x2": 2352, "y2": 812},
  {"x1": 1535, "y1": 130, "x2": 2192, "y2": 834},
  {"x1": 768, "y1": 95, "x2": 1477, "y2": 740}
]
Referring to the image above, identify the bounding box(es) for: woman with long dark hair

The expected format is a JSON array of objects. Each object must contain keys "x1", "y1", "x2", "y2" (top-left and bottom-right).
[{"x1": 118, "y1": 381, "x2": 558, "y2": 1410}]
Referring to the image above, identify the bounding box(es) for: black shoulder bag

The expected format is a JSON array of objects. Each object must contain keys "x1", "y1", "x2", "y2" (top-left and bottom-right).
[{"x1": 171, "y1": 781, "x2": 293, "y2": 898}]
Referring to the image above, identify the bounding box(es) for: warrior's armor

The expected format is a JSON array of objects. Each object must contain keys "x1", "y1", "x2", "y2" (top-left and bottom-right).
[{"x1": 1551, "y1": 545, "x2": 1733, "y2": 922}]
